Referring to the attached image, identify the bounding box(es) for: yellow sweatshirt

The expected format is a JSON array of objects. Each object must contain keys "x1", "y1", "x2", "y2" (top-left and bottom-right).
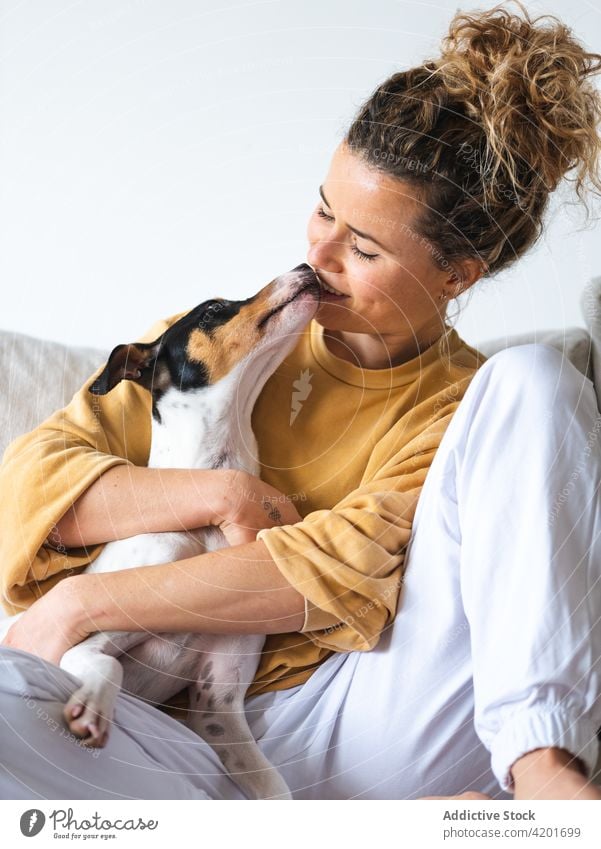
[{"x1": 0, "y1": 312, "x2": 486, "y2": 700}]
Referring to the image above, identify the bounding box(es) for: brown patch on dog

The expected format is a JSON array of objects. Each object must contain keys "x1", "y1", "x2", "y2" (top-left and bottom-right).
[{"x1": 186, "y1": 289, "x2": 273, "y2": 382}]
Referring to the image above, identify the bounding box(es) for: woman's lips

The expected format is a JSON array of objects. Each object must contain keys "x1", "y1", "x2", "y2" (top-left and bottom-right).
[
  {"x1": 315, "y1": 273, "x2": 349, "y2": 299},
  {"x1": 319, "y1": 290, "x2": 349, "y2": 301}
]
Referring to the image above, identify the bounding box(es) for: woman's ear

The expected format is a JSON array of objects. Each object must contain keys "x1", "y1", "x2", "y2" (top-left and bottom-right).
[{"x1": 444, "y1": 257, "x2": 487, "y2": 298}]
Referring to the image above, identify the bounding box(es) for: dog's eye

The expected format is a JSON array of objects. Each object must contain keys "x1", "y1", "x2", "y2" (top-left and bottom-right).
[{"x1": 196, "y1": 300, "x2": 224, "y2": 328}]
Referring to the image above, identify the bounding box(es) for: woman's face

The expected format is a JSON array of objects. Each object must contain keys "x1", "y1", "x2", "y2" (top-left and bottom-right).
[{"x1": 306, "y1": 142, "x2": 473, "y2": 344}]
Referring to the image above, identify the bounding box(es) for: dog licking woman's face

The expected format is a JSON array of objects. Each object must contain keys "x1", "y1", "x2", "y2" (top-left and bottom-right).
[{"x1": 305, "y1": 142, "x2": 483, "y2": 368}]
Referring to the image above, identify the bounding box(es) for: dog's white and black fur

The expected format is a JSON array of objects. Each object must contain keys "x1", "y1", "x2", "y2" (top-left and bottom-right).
[{"x1": 4, "y1": 263, "x2": 321, "y2": 800}]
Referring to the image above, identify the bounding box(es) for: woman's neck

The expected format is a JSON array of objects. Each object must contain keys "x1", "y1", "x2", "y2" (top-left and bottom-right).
[{"x1": 322, "y1": 324, "x2": 450, "y2": 369}]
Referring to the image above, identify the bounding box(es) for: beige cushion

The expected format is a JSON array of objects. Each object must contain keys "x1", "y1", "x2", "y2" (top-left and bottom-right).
[
  {"x1": 1, "y1": 281, "x2": 601, "y2": 460},
  {"x1": 581, "y1": 276, "x2": 601, "y2": 399},
  {"x1": 476, "y1": 276, "x2": 601, "y2": 415},
  {"x1": 0, "y1": 329, "x2": 107, "y2": 462},
  {"x1": 477, "y1": 326, "x2": 593, "y2": 381}
]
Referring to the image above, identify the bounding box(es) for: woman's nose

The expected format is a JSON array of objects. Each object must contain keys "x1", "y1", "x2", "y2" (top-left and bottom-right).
[{"x1": 307, "y1": 236, "x2": 344, "y2": 273}]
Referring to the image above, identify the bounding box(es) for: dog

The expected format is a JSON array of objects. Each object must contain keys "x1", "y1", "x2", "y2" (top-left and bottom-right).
[{"x1": 5, "y1": 263, "x2": 321, "y2": 800}]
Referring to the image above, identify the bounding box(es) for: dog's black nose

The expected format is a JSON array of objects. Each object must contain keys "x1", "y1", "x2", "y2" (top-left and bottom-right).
[{"x1": 291, "y1": 262, "x2": 315, "y2": 275}]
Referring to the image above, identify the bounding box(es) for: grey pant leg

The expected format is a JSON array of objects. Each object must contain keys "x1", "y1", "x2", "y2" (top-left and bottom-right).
[{"x1": 0, "y1": 647, "x2": 246, "y2": 799}]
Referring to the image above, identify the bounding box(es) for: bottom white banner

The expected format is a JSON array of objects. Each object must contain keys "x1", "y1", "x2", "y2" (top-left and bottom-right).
[{"x1": 0, "y1": 799, "x2": 599, "y2": 848}]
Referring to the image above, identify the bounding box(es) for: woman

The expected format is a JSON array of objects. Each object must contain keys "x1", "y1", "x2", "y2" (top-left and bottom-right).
[{"x1": 1, "y1": 2, "x2": 600, "y2": 800}]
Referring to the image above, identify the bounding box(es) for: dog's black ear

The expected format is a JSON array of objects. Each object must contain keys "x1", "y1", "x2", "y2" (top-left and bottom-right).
[{"x1": 89, "y1": 341, "x2": 160, "y2": 395}]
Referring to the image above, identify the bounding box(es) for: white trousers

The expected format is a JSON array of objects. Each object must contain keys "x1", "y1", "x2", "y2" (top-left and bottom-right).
[{"x1": 1, "y1": 344, "x2": 600, "y2": 800}]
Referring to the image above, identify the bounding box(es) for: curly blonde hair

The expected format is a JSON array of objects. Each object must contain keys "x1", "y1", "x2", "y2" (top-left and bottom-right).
[{"x1": 344, "y1": 0, "x2": 601, "y2": 283}]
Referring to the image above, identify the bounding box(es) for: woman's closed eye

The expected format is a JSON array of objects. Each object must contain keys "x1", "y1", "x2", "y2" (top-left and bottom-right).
[{"x1": 315, "y1": 206, "x2": 379, "y2": 263}]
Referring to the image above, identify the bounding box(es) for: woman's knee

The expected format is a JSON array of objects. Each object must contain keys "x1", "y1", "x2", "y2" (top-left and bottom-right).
[{"x1": 476, "y1": 343, "x2": 596, "y2": 415}]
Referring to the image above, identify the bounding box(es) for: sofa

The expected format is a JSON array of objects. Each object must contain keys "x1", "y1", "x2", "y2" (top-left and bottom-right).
[
  {"x1": 2, "y1": 278, "x2": 601, "y2": 461},
  {"x1": 1, "y1": 276, "x2": 600, "y2": 787}
]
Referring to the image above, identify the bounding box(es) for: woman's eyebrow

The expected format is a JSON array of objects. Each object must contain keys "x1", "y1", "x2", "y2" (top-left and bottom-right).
[{"x1": 318, "y1": 184, "x2": 391, "y2": 253}]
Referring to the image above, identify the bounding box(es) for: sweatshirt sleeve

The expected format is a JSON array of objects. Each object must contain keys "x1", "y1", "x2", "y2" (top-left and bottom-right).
[
  {"x1": 256, "y1": 404, "x2": 461, "y2": 653},
  {"x1": 0, "y1": 311, "x2": 188, "y2": 614}
]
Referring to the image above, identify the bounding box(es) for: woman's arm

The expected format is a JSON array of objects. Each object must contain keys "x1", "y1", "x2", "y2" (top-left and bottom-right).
[
  {"x1": 1, "y1": 537, "x2": 306, "y2": 663},
  {"x1": 47, "y1": 465, "x2": 243, "y2": 548},
  {"x1": 48, "y1": 464, "x2": 306, "y2": 550},
  {"x1": 3, "y1": 467, "x2": 308, "y2": 661},
  {"x1": 79, "y1": 537, "x2": 305, "y2": 636}
]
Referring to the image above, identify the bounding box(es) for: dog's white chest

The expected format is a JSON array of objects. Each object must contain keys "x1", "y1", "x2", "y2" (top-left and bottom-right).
[{"x1": 147, "y1": 382, "x2": 259, "y2": 474}]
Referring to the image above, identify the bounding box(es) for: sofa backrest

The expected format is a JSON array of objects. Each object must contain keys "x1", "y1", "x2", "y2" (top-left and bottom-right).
[
  {"x1": 0, "y1": 329, "x2": 108, "y2": 461},
  {"x1": 1, "y1": 276, "x2": 600, "y2": 461},
  {"x1": 478, "y1": 327, "x2": 593, "y2": 380}
]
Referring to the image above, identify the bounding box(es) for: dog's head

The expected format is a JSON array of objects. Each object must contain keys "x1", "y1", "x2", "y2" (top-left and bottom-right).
[{"x1": 89, "y1": 263, "x2": 320, "y2": 406}]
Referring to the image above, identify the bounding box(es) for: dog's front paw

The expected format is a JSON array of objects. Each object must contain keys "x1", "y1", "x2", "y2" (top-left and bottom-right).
[{"x1": 63, "y1": 685, "x2": 115, "y2": 747}]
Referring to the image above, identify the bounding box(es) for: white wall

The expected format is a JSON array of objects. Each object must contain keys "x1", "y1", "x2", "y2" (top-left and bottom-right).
[{"x1": 0, "y1": 0, "x2": 599, "y2": 351}]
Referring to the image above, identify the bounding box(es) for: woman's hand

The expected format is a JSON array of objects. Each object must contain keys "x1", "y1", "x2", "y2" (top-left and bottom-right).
[
  {"x1": 511, "y1": 748, "x2": 601, "y2": 800},
  {"x1": 214, "y1": 469, "x2": 304, "y2": 547},
  {"x1": 419, "y1": 749, "x2": 601, "y2": 800},
  {"x1": 1, "y1": 576, "x2": 91, "y2": 665}
]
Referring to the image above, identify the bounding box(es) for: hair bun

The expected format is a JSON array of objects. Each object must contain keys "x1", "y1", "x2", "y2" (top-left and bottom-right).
[
  {"x1": 344, "y1": 1, "x2": 601, "y2": 277},
  {"x1": 433, "y1": 0, "x2": 601, "y2": 201}
]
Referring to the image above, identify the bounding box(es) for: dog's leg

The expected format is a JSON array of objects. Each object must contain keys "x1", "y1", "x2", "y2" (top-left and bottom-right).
[
  {"x1": 60, "y1": 631, "x2": 147, "y2": 746},
  {"x1": 188, "y1": 635, "x2": 292, "y2": 800}
]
